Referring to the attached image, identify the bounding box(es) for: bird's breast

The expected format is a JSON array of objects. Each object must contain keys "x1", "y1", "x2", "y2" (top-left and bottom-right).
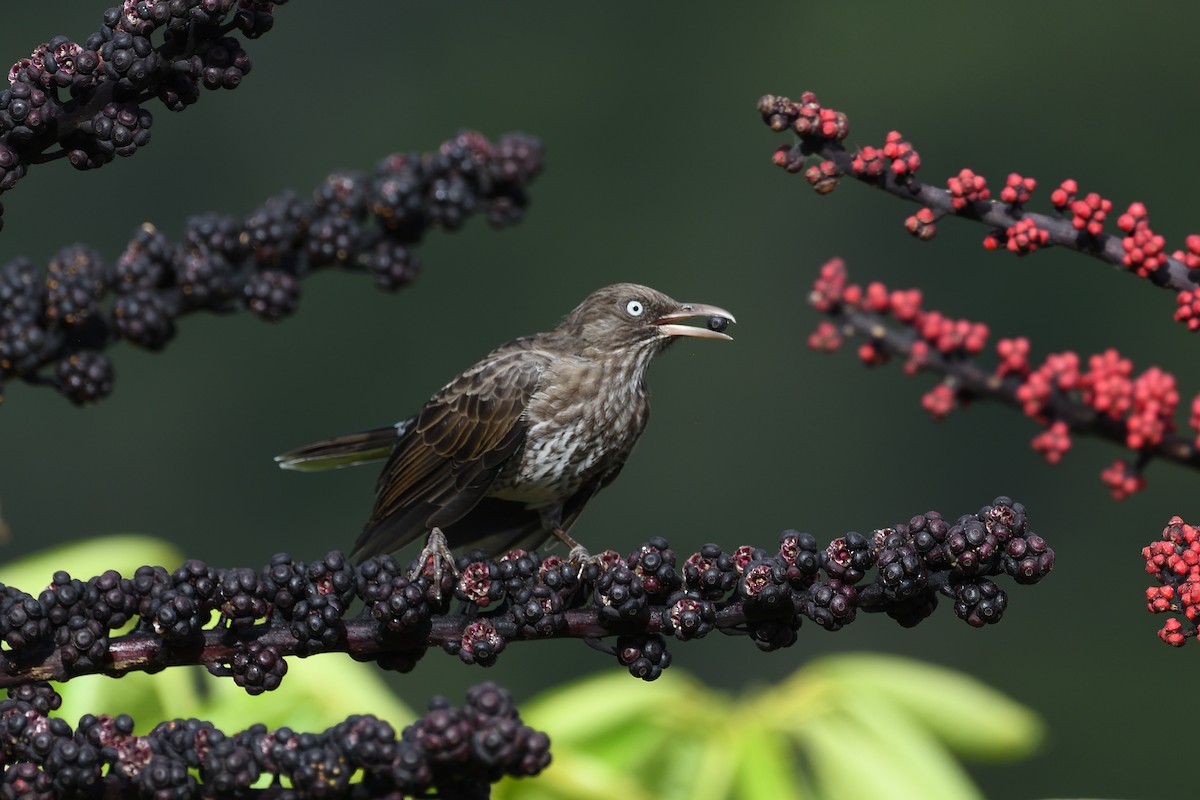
[{"x1": 489, "y1": 355, "x2": 650, "y2": 506}]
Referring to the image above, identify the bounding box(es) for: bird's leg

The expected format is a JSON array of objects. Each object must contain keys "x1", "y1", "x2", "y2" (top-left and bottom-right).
[
  {"x1": 413, "y1": 527, "x2": 458, "y2": 597},
  {"x1": 551, "y1": 527, "x2": 593, "y2": 568}
]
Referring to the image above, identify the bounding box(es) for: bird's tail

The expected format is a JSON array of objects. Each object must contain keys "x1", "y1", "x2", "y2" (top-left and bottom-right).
[{"x1": 275, "y1": 420, "x2": 412, "y2": 472}]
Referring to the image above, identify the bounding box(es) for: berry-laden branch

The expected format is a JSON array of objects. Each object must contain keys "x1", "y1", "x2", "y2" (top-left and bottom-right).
[
  {"x1": 759, "y1": 92, "x2": 1200, "y2": 331},
  {"x1": 0, "y1": 1, "x2": 291, "y2": 233},
  {"x1": 0, "y1": 129, "x2": 544, "y2": 405},
  {"x1": 0, "y1": 498, "x2": 1054, "y2": 688},
  {"x1": 0, "y1": 680, "x2": 549, "y2": 798},
  {"x1": 808, "y1": 258, "x2": 1200, "y2": 499},
  {"x1": 1142, "y1": 516, "x2": 1200, "y2": 648}
]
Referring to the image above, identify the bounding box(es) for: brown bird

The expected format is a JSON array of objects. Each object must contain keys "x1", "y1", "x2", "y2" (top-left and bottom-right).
[{"x1": 276, "y1": 283, "x2": 734, "y2": 569}]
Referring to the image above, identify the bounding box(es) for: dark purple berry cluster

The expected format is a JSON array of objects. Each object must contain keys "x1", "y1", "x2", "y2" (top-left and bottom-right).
[
  {"x1": 441, "y1": 549, "x2": 586, "y2": 664},
  {"x1": 248, "y1": 551, "x2": 360, "y2": 656},
  {"x1": 430, "y1": 497, "x2": 1049, "y2": 678},
  {"x1": 0, "y1": 131, "x2": 544, "y2": 406},
  {"x1": 616, "y1": 633, "x2": 672, "y2": 680},
  {"x1": 395, "y1": 683, "x2": 550, "y2": 793},
  {"x1": 227, "y1": 640, "x2": 286, "y2": 696},
  {"x1": 0, "y1": 680, "x2": 548, "y2": 798},
  {"x1": 0, "y1": 2, "x2": 287, "y2": 222},
  {"x1": 372, "y1": 130, "x2": 543, "y2": 239},
  {"x1": 0, "y1": 499, "x2": 1053, "y2": 689},
  {"x1": 359, "y1": 555, "x2": 432, "y2": 636},
  {"x1": 593, "y1": 558, "x2": 650, "y2": 625}
]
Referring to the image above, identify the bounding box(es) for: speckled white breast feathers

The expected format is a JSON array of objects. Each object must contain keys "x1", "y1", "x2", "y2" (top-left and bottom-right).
[{"x1": 489, "y1": 349, "x2": 654, "y2": 507}]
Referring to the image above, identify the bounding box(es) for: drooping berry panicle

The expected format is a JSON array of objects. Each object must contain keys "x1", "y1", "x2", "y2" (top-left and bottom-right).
[
  {"x1": 809, "y1": 257, "x2": 1200, "y2": 499},
  {"x1": 0, "y1": 680, "x2": 549, "y2": 798},
  {"x1": 0, "y1": 129, "x2": 544, "y2": 405},
  {"x1": 760, "y1": 91, "x2": 1200, "y2": 325},
  {"x1": 0, "y1": 2, "x2": 296, "y2": 232},
  {"x1": 1142, "y1": 516, "x2": 1200, "y2": 648},
  {"x1": 0, "y1": 501, "x2": 1054, "y2": 688}
]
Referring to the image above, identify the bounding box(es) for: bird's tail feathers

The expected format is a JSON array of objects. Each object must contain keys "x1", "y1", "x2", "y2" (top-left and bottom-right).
[{"x1": 275, "y1": 420, "x2": 411, "y2": 472}]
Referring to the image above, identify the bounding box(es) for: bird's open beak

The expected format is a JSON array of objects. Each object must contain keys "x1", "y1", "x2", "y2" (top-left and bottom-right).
[{"x1": 653, "y1": 303, "x2": 736, "y2": 341}]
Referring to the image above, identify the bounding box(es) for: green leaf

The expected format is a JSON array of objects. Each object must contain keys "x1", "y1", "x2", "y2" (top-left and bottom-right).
[
  {"x1": 520, "y1": 669, "x2": 699, "y2": 744},
  {"x1": 0, "y1": 535, "x2": 183, "y2": 592},
  {"x1": 57, "y1": 669, "x2": 202, "y2": 731},
  {"x1": 654, "y1": 724, "x2": 728, "y2": 800},
  {"x1": 580, "y1": 714, "x2": 674, "y2": 770},
  {"x1": 802, "y1": 653, "x2": 1043, "y2": 759},
  {"x1": 840, "y1": 687, "x2": 983, "y2": 800},
  {"x1": 494, "y1": 748, "x2": 657, "y2": 800},
  {"x1": 200, "y1": 654, "x2": 416, "y2": 732},
  {"x1": 801, "y1": 704, "x2": 983, "y2": 800},
  {"x1": 733, "y1": 727, "x2": 808, "y2": 800}
]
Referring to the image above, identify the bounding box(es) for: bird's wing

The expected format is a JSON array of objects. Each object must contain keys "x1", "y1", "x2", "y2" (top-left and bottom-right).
[{"x1": 352, "y1": 348, "x2": 551, "y2": 558}]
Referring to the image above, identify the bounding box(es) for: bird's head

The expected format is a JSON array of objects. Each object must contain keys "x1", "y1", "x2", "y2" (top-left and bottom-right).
[{"x1": 559, "y1": 283, "x2": 736, "y2": 355}]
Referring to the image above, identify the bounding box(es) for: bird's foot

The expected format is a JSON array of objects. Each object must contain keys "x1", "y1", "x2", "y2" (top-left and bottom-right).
[
  {"x1": 568, "y1": 543, "x2": 612, "y2": 580},
  {"x1": 551, "y1": 528, "x2": 595, "y2": 577},
  {"x1": 413, "y1": 527, "x2": 458, "y2": 601}
]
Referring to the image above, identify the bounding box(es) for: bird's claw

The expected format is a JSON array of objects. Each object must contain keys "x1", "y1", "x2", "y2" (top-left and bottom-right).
[
  {"x1": 546, "y1": 526, "x2": 594, "y2": 578},
  {"x1": 567, "y1": 544, "x2": 598, "y2": 578},
  {"x1": 413, "y1": 527, "x2": 458, "y2": 600}
]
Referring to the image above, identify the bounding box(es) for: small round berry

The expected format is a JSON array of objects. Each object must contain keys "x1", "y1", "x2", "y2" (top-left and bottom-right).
[
  {"x1": 55, "y1": 352, "x2": 114, "y2": 405},
  {"x1": 113, "y1": 289, "x2": 176, "y2": 349},
  {"x1": 243, "y1": 269, "x2": 299, "y2": 321},
  {"x1": 230, "y1": 641, "x2": 287, "y2": 695}
]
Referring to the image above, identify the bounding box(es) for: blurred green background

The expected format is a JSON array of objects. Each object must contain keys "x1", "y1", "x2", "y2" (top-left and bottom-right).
[{"x1": 1, "y1": 3, "x2": 1196, "y2": 797}]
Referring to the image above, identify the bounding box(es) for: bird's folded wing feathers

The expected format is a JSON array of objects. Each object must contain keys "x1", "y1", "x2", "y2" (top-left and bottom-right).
[{"x1": 368, "y1": 350, "x2": 552, "y2": 527}]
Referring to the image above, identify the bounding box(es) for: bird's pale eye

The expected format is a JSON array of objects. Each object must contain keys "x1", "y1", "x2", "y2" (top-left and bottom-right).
[{"x1": 625, "y1": 299, "x2": 645, "y2": 317}]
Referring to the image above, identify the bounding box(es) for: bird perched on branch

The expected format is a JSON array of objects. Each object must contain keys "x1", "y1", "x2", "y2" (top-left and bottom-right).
[{"x1": 276, "y1": 283, "x2": 735, "y2": 573}]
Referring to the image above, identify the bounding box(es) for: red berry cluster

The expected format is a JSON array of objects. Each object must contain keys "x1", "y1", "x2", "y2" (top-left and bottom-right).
[
  {"x1": 1101, "y1": 459, "x2": 1146, "y2": 500},
  {"x1": 807, "y1": 320, "x2": 841, "y2": 352},
  {"x1": 1010, "y1": 351, "x2": 1182, "y2": 476},
  {"x1": 804, "y1": 159, "x2": 839, "y2": 194},
  {"x1": 1014, "y1": 352, "x2": 1078, "y2": 416},
  {"x1": 1048, "y1": 179, "x2": 1076, "y2": 209},
  {"x1": 770, "y1": 145, "x2": 804, "y2": 174},
  {"x1": 1143, "y1": 516, "x2": 1200, "y2": 647},
  {"x1": 984, "y1": 217, "x2": 1050, "y2": 255},
  {"x1": 920, "y1": 383, "x2": 956, "y2": 420},
  {"x1": 762, "y1": 92, "x2": 1200, "y2": 329},
  {"x1": 1176, "y1": 288, "x2": 1200, "y2": 330},
  {"x1": 947, "y1": 169, "x2": 989, "y2": 210},
  {"x1": 808, "y1": 258, "x2": 1200, "y2": 499},
  {"x1": 851, "y1": 145, "x2": 887, "y2": 177},
  {"x1": 914, "y1": 309, "x2": 989, "y2": 354},
  {"x1": 1175, "y1": 234, "x2": 1200, "y2": 271},
  {"x1": 1031, "y1": 421, "x2": 1070, "y2": 464},
  {"x1": 1000, "y1": 174, "x2": 1036, "y2": 206},
  {"x1": 1117, "y1": 202, "x2": 1166, "y2": 276},
  {"x1": 904, "y1": 208, "x2": 938, "y2": 240},
  {"x1": 758, "y1": 92, "x2": 848, "y2": 140},
  {"x1": 1127, "y1": 368, "x2": 1179, "y2": 449},
  {"x1": 809, "y1": 256, "x2": 849, "y2": 312},
  {"x1": 1059, "y1": 185, "x2": 1112, "y2": 236},
  {"x1": 995, "y1": 337, "x2": 1030, "y2": 376},
  {"x1": 882, "y1": 131, "x2": 921, "y2": 175}
]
